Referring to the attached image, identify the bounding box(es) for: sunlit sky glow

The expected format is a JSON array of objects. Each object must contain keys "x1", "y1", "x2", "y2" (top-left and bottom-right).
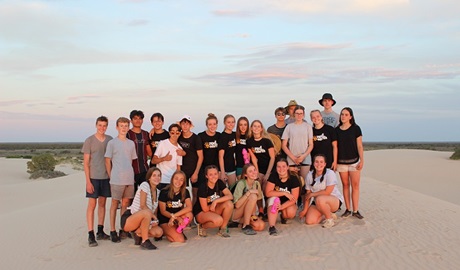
[{"x1": 1, "y1": 0, "x2": 459, "y2": 142}]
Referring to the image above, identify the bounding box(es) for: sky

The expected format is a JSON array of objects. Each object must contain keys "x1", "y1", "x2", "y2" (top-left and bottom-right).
[{"x1": 1, "y1": 0, "x2": 459, "y2": 142}]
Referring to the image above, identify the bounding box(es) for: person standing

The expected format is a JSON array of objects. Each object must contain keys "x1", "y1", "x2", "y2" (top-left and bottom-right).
[
  {"x1": 178, "y1": 115, "x2": 203, "y2": 205},
  {"x1": 336, "y1": 107, "x2": 364, "y2": 219},
  {"x1": 198, "y1": 113, "x2": 221, "y2": 189},
  {"x1": 82, "y1": 116, "x2": 113, "y2": 247},
  {"x1": 148, "y1": 113, "x2": 170, "y2": 167},
  {"x1": 127, "y1": 110, "x2": 150, "y2": 192},
  {"x1": 105, "y1": 117, "x2": 137, "y2": 243},
  {"x1": 218, "y1": 114, "x2": 237, "y2": 188},
  {"x1": 235, "y1": 116, "x2": 250, "y2": 179},
  {"x1": 284, "y1": 100, "x2": 299, "y2": 125},
  {"x1": 319, "y1": 93, "x2": 340, "y2": 128},
  {"x1": 151, "y1": 124, "x2": 183, "y2": 190},
  {"x1": 310, "y1": 110, "x2": 337, "y2": 170},
  {"x1": 267, "y1": 107, "x2": 287, "y2": 159}
]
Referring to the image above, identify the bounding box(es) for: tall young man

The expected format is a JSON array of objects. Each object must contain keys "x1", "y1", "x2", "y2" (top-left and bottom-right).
[
  {"x1": 319, "y1": 93, "x2": 339, "y2": 128},
  {"x1": 148, "y1": 112, "x2": 169, "y2": 167},
  {"x1": 127, "y1": 110, "x2": 150, "y2": 191},
  {"x1": 82, "y1": 116, "x2": 113, "y2": 247}
]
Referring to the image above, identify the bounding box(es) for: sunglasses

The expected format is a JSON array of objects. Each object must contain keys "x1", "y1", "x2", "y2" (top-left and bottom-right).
[
  {"x1": 169, "y1": 131, "x2": 181, "y2": 135},
  {"x1": 276, "y1": 112, "x2": 286, "y2": 116}
]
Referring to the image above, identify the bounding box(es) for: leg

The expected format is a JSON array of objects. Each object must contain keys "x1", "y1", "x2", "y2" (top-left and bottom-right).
[
  {"x1": 87, "y1": 198, "x2": 97, "y2": 231},
  {"x1": 160, "y1": 224, "x2": 186, "y2": 243},
  {"x1": 267, "y1": 197, "x2": 278, "y2": 227},
  {"x1": 281, "y1": 204, "x2": 298, "y2": 219},
  {"x1": 149, "y1": 225, "x2": 163, "y2": 238},
  {"x1": 339, "y1": 171, "x2": 351, "y2": 211},
  {"x1": 315, "y1": 195, "x2": 340, "y2": 220},
  {"x1": 123, "y1": 210, "x2": 152, "y2": 242},
  {"x1": 110, "y1": 199, "x2": 119, "y2": 232},
  {"x1": 214, "y1": 200, "x2": 234, "y2": 230},
  {"x1": 196, "y1": 211, "x2": 223, "y2": 229},
  {"x1": 97, "y1": 196, "x2": 107, "y2": 226},
  {"x1": 305, "y1": 205, "x2": 323, "y2": 225},
  {"x1": 299, "y1": 165, "x2": 310, "y2": 182},
  {"x1": 227, "y1": 173, "x2": 237, "y2": 188},
  {"x1": 349, "y1": 170, "x2": 361, "y2": 211}
]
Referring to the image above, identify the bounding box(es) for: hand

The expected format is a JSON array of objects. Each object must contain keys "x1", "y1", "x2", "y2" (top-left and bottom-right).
[
  {"x1": 356, "y1": 161, "x2": 364, "y2": 170},
  {"x1": 191, "y1": 173, "x2": 198, "y2": 183},
  {"x1": 249, "y1": 189, "x2": 258, "y2": 195},
  {"x1": 295, "y1": 156, "x2": 303, "y2": 165},
  {"x1": 285, "y1": 192, "x2": 295, "y2": 201},
  {"x1": 210, "y1": 201, "x2": 217, "y2": 212},
  {"x1": 149, "y1": 128, "x2": 155, "y2": 139},
  {"x1": 299, "y1": 209, "x2": 307, "y2": 218},
  {"x1": 331, "y1": 162, "x2": 337, "y2": 171},
  {"x1": 176, "y1": 149, "x2": 186, "y2": 156},
  {"x1": 220, "y1": 172, "x2": 228, "y2": 181},
  {"x1": 263, "y1": 173, "x2": 270, "y2": 182},
  {"x1": 163, "y1": 151, "x2": 172, "y2": 162},
  {"x1": 86, "y1": 182, "x2": 94, "y2": 194}
]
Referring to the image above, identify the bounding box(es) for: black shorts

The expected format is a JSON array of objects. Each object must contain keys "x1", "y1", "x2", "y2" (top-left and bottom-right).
[
  {"x1": 120, "y1": 209, "x2": 132, "y2": 230},
  {"x1": 86, "y1": 179, "x2": 111, "y2": 198}
]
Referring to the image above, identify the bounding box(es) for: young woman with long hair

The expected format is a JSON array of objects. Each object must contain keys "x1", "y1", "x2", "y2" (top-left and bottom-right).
[
  {"x1": 310, "y1": 110, "x2": 337, "y2": 170},
  {"x1": 218, "y1": 114, "x2": 237, "y2": 188},
  {"x1": 235, "y1": 116, "x2": 250, "y2": 179}
]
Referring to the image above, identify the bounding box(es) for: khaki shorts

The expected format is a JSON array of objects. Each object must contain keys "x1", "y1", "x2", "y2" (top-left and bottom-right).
[
  {"x1": 110, "y1": 184, "x2": 134, "y2": 201},
  {"x1": 337, "y1": 161, "x2": 359, "y2": 173}
]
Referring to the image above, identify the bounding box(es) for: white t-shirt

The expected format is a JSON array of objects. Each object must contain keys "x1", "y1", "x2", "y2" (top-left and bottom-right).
[
  {"x1": 129, "y1": 182, "x2": 159, "y2": 214},
  {"x1": 306, "y1": 169, "x2": 344, "y2": 203},
  {"x1": 154, "y1": 139, "x2": 183, "y2": 184}
]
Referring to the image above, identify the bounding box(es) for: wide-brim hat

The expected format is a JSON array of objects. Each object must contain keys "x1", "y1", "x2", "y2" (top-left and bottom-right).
[
  {"x1": 285, "y1": 99, "x2": 298, "y2": 110},
  {"x1": 318, "y1": 93, "x2": 336, "y2": 106}
]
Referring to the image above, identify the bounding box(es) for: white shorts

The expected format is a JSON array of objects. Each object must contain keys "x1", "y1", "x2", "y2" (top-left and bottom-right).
[{"x1": 336, "y1": 161, "x2": 359, "y2": 173}]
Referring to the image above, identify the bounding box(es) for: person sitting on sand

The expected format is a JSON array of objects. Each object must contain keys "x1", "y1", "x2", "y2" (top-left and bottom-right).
[
  {"x1": 158, "y1": 170, "x2": 193, "y2": 243},
  {"x1": 232, "y1": 164, "x2": 265, "y2": 235},
  {"x1": 121, "y1": 167, "x2": 163, "y2": 250},
  {"x1": 299, "y1": 154, "x2": 344, "y2": 228},
  {"x1": 193, "y1": 165, "x2": 234, "y2": 238},
  {"x1": 265, "y1": 158, "x2": 300, "y2": 236}
]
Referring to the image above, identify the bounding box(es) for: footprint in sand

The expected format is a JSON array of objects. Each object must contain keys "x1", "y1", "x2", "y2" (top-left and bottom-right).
[{"x1": 354, "y1": 238, "x2": 375, "y2": 247}]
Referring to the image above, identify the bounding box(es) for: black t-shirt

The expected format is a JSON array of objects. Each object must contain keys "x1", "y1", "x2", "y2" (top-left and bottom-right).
[
  {"x1": 312, "y1": 124, "x2": 337, "y2": 168},
  {"x1": 149, "y1": 130, "x2": 170, "y2": 167},
  {"x1": 178, "y1": 133, "x2": 203, "y2": 179},
  {"x1": 235, "y1": 133, "x2": 248, "y2": 168},
  {"x1": 218, "y1": 131, "x2": 236, "y2": 172},
  {"x1": 198, "y1": 131, "x2": 221, "y2": 169},
  {"x1": 268, "y1": 173, "x2": 300, "y2": 204},
  {"x1": 193, "y1": 179, "x2": 227, "y2": 215},
  {"x1": 157, "y1": 189, "x2": 191, "y2": 224},
  {"x1": 336, "y1": 125, "x2": 362, "y2": 164},
  {"x1": 246, "y1": 137, "x2": 274, "y2": 174}
]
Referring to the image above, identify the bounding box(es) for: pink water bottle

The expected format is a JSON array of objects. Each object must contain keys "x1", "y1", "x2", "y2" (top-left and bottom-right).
[
  {"x1": 271, "y1": 197, "x2": 280, "y2": 213},
  {"x1": 176, "y1": 217, "x2": 190, "y2": 233},
  {"x1": 242, "y1": 148, "x2": 250, "y2": 164}
]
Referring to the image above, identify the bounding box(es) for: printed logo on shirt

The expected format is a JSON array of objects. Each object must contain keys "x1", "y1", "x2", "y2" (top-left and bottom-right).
[
  {"x1": 167, "y1": 199, "x2": 183, "y2": 208},
  {"x1": 179, "y1": 141, "x2": 190, "y2": 149},
  {"x1": 228, "y1": 139, "x2": 236, "y2": 148},
  {"x1": 251, "y1": 145, "x2": 266, "y2": 154},
  {"x1": 237, "y1": 138, "x2": 246, "y2": 145},
  {"x1": 313, "y1": 133, "x2": 328, "y2": 142},
  {"x1": 275, "y1": 186, "x2": 290, "y2": 193},
  {"x1": 204, "y1": 140, "x2": 218, "y2": 149},
  {"x1": 207, "y1": 192, "x2": 220, "y2": 203}
]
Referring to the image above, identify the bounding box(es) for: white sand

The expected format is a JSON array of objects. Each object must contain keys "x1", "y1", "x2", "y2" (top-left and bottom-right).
[{"x1": 1, "y1": 150, "x2": 460, "y2": 269}]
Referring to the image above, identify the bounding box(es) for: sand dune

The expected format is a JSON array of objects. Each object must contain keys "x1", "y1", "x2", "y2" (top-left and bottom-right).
[{"x1": 1, "y1": 150, "x2": 460, "y2": 270}]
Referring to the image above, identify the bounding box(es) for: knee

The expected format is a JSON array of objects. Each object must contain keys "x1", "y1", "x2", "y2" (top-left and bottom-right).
[
  {"x1": 224, "y1": 200, "x2": 234, "y2": 209},
  {"x1": 315, "y1": 196, "x2": 326, "y2": 206}
]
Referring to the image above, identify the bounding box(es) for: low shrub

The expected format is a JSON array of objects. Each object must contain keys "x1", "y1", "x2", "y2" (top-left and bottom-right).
[{"x1": 450, "y1": 148, "x2": 460, "y2": 160}]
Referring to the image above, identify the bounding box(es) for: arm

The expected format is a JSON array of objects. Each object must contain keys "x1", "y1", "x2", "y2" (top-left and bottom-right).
[
  {"x1": 83, "y1": 153, "x2": 94, "y2": 194},
  {"x1": 282, "y1": 139, "x2": 297, "y2": 164},
  {"x1": 139, "y1": 189, "x2": 152, "y2": 211},
  {"x1": 105, "y1": 157, "x2": 112, "y2": 179},
  {"x1": 296, "y1": 138, "x2": 313, "y2": 165},
  {"x1": 151, "y1": 151, "x2": 172, "y2": 164},
  {"x1": 248, "y1": 149, "x2": 259, "y2": 172},
  {"x1": 191, "y1": 150, "x2": 203, "y2": 184},
  {"x1": 145, "y1": 144, "x2": 152, "y2": 160},
  {"x1": 356, "y1": 136, "x2": 364, "y2": 170},
  {"x1": 279, "y1": 187, "x2": 299, "y2": 210},
  {"x1": 331, "y1": 140, "x2": 338, "y2": 171},
  {"x1": 263, "y1": 148, "x2": 276, "y2": 181},
  {"x1": 171, "y1": 198, "x2": 193, "y2": 222},
  {"x1": 218, "y1": 149, "x2": 227, "y2": 180}
]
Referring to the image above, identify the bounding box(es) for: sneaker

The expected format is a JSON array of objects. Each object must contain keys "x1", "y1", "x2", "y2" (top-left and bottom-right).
[
  {"x1": 131, "y1": 232, "x2": 142, "y2": 245},
  {"x1": 154, "y1": 237, "x2": 163, "y2": 242},
  {"x1": 242, "y1": 225, "x2": 257, "y2": 235},
  {"x1": 110, "y1": 231, "x2": 121, "y2": 243},
  {"x1": 119, "y1": 229, "x2": 128, "y2": 239},
  {"x1": 352, "y1": 211, "x2": 364, "y2": 219},
  {"x1": 341, "y1": 209, "x2": 352, "y2": 218},
  {"x1": 280, "y1": 214, "x2": 287, "y2": 224},
  {"x1": 269, "y1": 226, "x2": 278, "y2": 236},
  {"x1": 217, "y1": 228, "x2": 230, "y2": 238},
  {"x1": 227, "y1": 221, "x2": 240, "y2": 228},
  {"x1": 197, "y1": 224, "x2": 207, "y2": 237},
  {"x1": 96, "y1": 231, "x2": 110, "y2": 240},
  {"x1": 88, "y1": 232, "x2": 98, "y2": 247},
  {"x1": 322, "y1": 218, "x2": 335, "y2": 228},
  {"x1": 140, "y1": 239, "x2": 157, "y2": 250}
]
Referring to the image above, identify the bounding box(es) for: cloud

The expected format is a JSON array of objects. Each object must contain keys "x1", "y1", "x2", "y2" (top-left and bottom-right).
[
  {"x1": 122, "y1": 19, "x2": 150, "y2": 26},
  {"x1": 0, "y1": 99, "x2": 30, "y2": 107},
  {"x1": 67, "y1": 95, "x2": 102, "y2": 101},
  {"x1": 212, "y1": 10, "x2": 254, "y2": 17}
]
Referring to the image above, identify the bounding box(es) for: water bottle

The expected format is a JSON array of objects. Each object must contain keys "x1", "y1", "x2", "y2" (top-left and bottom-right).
[
  {"x1": 176, "y1": 217, "x2": 190, "y2": 233},
  {"x1": 242, "y1": 148, "x2": 250, "y2": 164},
  {"x1": 271, "y1": 197, "x2": 280, "y2": 213}
]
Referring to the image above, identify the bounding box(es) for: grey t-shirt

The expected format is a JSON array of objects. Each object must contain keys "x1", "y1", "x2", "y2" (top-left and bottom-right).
[
  {"x1": 281, "y1": 122, "x2": 313, "y2": 165},
  {"x1": 321, "y1": 111, "x2": 339, "y2": 128},
  {"x1": 82, "y1": 134, "x2": 113, "y2": 179},
  {"x1": 105, "y1": 137, "x2": 137, "y2": 185}
]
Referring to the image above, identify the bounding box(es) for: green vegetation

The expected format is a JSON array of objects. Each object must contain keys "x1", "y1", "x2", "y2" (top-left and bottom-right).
[
  {"x1": 450, "y1": 148, "x2": 460, "y2": 160},
  {"x1": 26, "y1": 153, "x2": 66, "y2": 179}
]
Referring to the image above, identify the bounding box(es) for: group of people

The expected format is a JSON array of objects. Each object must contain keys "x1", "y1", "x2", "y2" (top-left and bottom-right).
[{"x1": 82, "y1": 93, "x2": 364, "y2": 250}]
